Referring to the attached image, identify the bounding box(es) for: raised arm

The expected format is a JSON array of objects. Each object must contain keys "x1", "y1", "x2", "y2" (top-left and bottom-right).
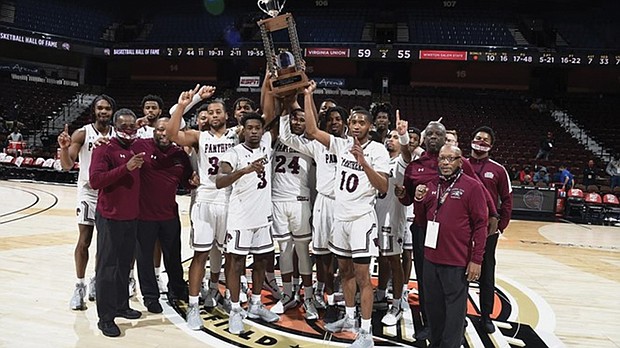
[
  {"x1": 395, "y1": 110, "x2": 412, "y2": 163},
  {"x1": 57, "y1": 124, "x2": 84, "y2": 171},
  {"x1": 279, "y1": 114, "x2": 314, "y2": 157},
  {"x1": 302, "y1": 80, "x2": 331, "y2": 148},
  {"x1": 166, "y1": 88, "x2": 202, "y2": 147}
]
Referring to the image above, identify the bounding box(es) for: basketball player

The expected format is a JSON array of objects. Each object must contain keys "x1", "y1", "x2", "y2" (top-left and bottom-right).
[
  {"x1": 269, "y1": 108, "x2": 318, "y2": 320},
  {"x1": 216, "y1": 112, "x2": 280, "y2": 335},
  {"x1": 401, "y1": 127, "x2": 421, "y2": 304},
  {"x1": 375, "y1": 115, "x2": 413, "y2": 327},
  {"x1": 136, "y1": 94, "x2": 164, "y2": 138},
  {"x1": 304, "y1": 80, "x2": 390, "y2": 347},
  {"x1": 278, "y1": 105, "x2": 349, "y2": 323},
  {"x1": 58, "y1": 95, "x2": 115, "y2": 310},
  {"x1": 166, "y1": 87, "x2": 242, "y2": 331}
]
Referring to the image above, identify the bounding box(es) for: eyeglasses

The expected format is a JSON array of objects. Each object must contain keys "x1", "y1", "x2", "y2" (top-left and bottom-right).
[{"x1": 438, "y1": 156, "x2": 461, "y2": 163}]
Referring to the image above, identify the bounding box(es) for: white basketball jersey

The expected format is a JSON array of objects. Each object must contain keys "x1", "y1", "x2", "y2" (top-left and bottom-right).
[
  {"x1": 77, "y1": 124, "x2": 115, "y2": 186},
  {"x1": 330, "y1": 136, "x2": 390, "y2": 221},
  {"x1": 195, "y1": 129, "x2": 238, "y2": 203},
  {"x1": 375, "y1": 155, "x2": 408, "y2": 230},
  {"x1": 222, "y1": 132, "x2": 273, "y2": 230},
  {"x1": 272, "y1": 140, "x2": 313, "y2": 202},
  {"x1": 137, "y1": 125, "x2": 155, "y2": 139},
  {"x1": 278, "y1": 115, "x2": 338, "y2": 197}
]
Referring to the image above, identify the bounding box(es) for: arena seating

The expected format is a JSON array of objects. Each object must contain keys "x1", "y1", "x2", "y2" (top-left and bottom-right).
[
  {"x1": 9, "y1": 0, "x2": 113, "y2": 42},
  {"x1": 390, "y1": 85, "x2": 597, "y2": 184}
]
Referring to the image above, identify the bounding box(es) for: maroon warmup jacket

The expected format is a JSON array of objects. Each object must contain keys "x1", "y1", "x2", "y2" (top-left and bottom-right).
[
  {"x1": 467, "y1": 156, "x2": 513, "y2": 232},
  {"x1": 90, "y1": 137, "x2": 140, "y2": 220},
  {"x1": 414, "y1": 172, "x2": 489, "y2": 267},
  {"x1": 132, "y1": 139, "x2": 193, "y2": 221}
]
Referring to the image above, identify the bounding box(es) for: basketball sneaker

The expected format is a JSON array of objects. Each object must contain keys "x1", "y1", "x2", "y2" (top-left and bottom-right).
[
  {"x1": 248, "y1": 300, "x2": 280, "y2": 323},
  {"x1": 350, "y1": 328, "x2": 374, "y2": 348},
  {"x1": 186, "y1": 304, "x2": 203, "y2": 330},
  {"x1": 324, "y1": 315, "x2": 358, "y2": 333},
  {"x1": 270, "y1": 293, "x2": 298, "y2": 314},
  {"x1": 70, "y1": 283, "x2": 87, "y2": 310}
]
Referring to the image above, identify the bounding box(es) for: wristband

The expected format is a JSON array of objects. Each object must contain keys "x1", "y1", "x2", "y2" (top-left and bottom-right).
[{"x1": 398, "y1": 133, "x2": 410, "y2": 146}]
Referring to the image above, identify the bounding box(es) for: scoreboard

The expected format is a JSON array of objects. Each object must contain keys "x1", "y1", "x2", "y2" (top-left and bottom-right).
[{"x1": 108, "y1": 44, "x2": 620, "y2": 67}]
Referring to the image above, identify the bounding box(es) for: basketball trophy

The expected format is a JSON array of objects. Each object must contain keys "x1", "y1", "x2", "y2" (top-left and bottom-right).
[{"x1": 257, "y1": 0, "x2": 308, "y2": 97}]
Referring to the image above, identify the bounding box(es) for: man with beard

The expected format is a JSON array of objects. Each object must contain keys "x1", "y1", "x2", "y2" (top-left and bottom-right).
[
  {"x1": 58, "y1": 95, "x2": 116, "y2": 310},
  {"x1": 132, "y1": 94, "x2": 164, "y2": 297},
  {"x1": 136, "y1": 95, "x2": 164, "y2": 139},
  {"x1": 216, "y1": 112, "x2": 280, "y2": 335},
  {"x1": 166, "y1": 90, "x2": 243, "y2": 330},
  {"x1": 268, "y1": 107, "x2": 319, "y2": 319},
  {"x1": 90, "y1": 109, "x2": 145, "y2": 337},
  {"x1": 370, "y1": 103, "x2": 393, "y2": 143},
  {"x1": 279, "y1": 104, "x2": 349, "y2": 323},
  {"x1": 304, "y1": 81, "x2": 390, "y2": 347},
  {"x1": 465, "y1": 126, "x2": 513, "y2": 333},
  {"x1": 132, "y1": 118, "x2": 194, "y2": 314},
  {"x1": 412, "y1": 144, "x2": 488, "y2": 348}
]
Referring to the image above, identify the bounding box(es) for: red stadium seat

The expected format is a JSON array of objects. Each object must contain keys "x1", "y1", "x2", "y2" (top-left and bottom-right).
[
  {"x1": 584, "y1": 192, "x2": 604, "y2": 224},
  {"x1": 602, "y1": 194, "x2": 620, "y2": 225}
]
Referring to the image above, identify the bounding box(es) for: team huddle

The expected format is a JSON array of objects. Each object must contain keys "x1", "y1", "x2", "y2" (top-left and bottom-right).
[{"x1": 60, "y1": 76, "x2": 512, "y2": 348}]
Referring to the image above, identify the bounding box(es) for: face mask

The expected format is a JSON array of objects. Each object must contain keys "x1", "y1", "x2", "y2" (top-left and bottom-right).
[
  {"x1": 117, "y1": 129, "x2": 137, "y2": 143},
  {"x1": 471, "y1": 140, "x2": 492, "y2": 154}
]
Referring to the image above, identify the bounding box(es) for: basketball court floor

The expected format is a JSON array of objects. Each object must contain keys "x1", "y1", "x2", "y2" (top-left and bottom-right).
[{"x1": 0, "y1": 180, "x2": 618, "y2": 347}]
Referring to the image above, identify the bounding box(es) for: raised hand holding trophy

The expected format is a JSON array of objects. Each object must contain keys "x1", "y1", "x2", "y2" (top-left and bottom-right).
[{"x1": 257, "y1": 0, "x2": 309, "y2": 97}]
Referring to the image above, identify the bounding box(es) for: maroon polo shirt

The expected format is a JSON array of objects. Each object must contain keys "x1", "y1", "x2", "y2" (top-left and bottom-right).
[
  {"x1": 414, "y1": 173, "x2": 488, "y2": 266},
  {"x1": 132, "y1": 139, "x2": 193, "y2": 221},
  {"x1": 90, "y1": 137, "x2": 140, "y2": 221}
]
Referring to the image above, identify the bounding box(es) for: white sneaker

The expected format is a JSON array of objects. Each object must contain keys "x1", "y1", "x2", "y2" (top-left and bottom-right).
[
  {"x1": 156, "y1": 274, "x2": 166, "y2": 293},
  {"x1": 303, "y1": 298, "x2": 319, "y2": 320},
  {"x1": 270, "y1": 294, "x2": 298, "y2": 314},
  {"x1": 128, "y1": 277, "x2": 136, "y2": 298},
  {"x1": 248, "y1": 301, "x2": 280, "y2": 323},
  {"x1": 325, "y1": 315, "x2": 358, "y2": 333},
  {"x1": 229, "y1": 307, "x2": 245, "y2": 335},
  {"x1": 381, "y1": 304, "x2": 403, "y2": 326},
  {"x1": 186, "y1": 304, "x2": 203, "y2": 330},
  {"x1": 70, "y1": 283, "x2": 87, "y2": 310},
  {"x1": 87, "y1": 277, "x2": 96, "y2": 302},
  {"x1": 350, "y1": 328, "x2": 374, "y2": 348}
]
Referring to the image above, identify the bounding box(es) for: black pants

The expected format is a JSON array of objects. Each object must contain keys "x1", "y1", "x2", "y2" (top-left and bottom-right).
[
  {"x1": 479, "y1": 233, "x2": 499, "y2": 319},
  {"x1": 411, "y1": 224, "x2": 427, "y2": 323},
  {"x1": 423, "y1": 259, "x2": 468, "y2": 348},
  {"x1": 136, "y1": 218, "x2": 185, "y2": 303},
  {"x1": 95, "y1": 212, "x2": 137, "y2": 323}
]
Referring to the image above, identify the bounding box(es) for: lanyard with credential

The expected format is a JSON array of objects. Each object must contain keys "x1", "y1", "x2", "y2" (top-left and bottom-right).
[{"x1": 433, "y1": 171, "x2": 462, "y2": 221}]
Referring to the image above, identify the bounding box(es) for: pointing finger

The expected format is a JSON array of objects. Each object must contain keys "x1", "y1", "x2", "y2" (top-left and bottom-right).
[
  {"x1": 64, "y1": 124, "x2": 69, "y2": 133},
  {"x1": 396, "y1": 110, "x2": 400, "y2": 124}
]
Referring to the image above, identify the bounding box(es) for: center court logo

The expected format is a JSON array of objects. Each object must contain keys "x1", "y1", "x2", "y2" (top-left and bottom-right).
[{"x1": 167, "y1": 256, "x2": 558, "y2": 347}]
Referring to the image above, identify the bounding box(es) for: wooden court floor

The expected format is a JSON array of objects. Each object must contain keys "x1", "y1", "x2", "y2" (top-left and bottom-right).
[{"x1": 0, "y1": 180, "x2": 619, "y2": 348}]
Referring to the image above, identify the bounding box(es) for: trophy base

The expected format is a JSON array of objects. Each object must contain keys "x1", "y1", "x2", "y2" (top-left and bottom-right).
[
  {"x1": 257, "y1": 13, "x2": 292, "y2": 32},
  {"x1": 271, "y1": 71, "x2": 309, "y2": 98}
]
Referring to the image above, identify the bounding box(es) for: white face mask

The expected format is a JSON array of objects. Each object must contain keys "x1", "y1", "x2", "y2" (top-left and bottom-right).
[
  {"x1": 117, "y1": 129, "x2": 137, "y2": 143},
  {"x1": 471, "y1": 140, "x2": 492, "y2": 154}
]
